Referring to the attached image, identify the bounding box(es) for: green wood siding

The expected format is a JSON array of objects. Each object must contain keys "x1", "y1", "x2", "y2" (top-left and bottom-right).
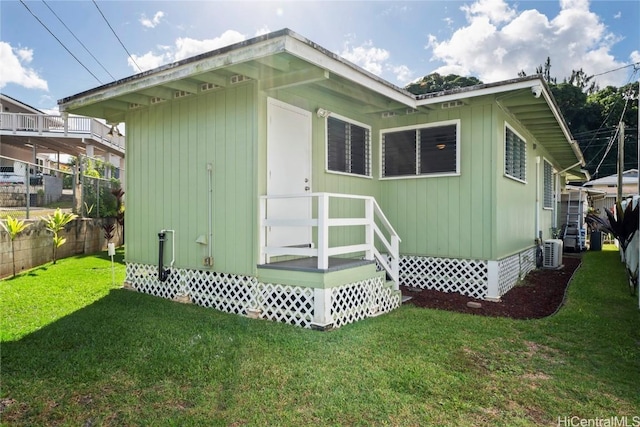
[
  {"x1": 125, "y1": 84, "x2": 256, "y2": 275},
  {"x1": 378, "y1": 101, "x2": 496, "y2": 260},
  {"x1": 124, "y1": 81, "x2": 569, "y2": 272},
  {"x1": 495, "y1": 109, "x2": 558, "y2": 258}
]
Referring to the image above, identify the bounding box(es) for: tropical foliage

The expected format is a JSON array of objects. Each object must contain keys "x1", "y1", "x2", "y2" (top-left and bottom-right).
[
  {"x1": 1, "y1": 216, "x2": 30, "y2": 277},
  {"x1": 42, "y1": 208, "x2": 78, "y2": 264}
]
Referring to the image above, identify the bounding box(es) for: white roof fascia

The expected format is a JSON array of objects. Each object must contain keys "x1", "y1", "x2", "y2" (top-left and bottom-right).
[
  {"x1": 414, "y1": 78, "x2": 541, "y2": 107},
  {"x1": 283, "y1": 35, "x2": 416, "y2": 109},
  {"x1": 60, "y1": 37, "x2": 288, "y2": 112},
  {"x1": 539, "y1": 84, "x2": 581, "y2": 162}
]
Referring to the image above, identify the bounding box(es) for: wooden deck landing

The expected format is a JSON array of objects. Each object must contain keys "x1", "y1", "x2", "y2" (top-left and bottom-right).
[{"x1": 258, "y1": 257, "x2": 374, "y2": 273}]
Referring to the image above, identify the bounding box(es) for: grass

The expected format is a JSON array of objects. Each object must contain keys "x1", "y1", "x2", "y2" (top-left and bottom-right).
[
  {"x1": 1, "y1": 246, "x2": 639, "y2": 426},
  {"x1": 0, "y1": 249, "x2": 125, "y2": 341}
]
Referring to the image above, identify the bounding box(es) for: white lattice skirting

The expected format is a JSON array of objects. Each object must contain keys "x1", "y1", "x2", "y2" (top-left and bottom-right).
[
  {"x1": 400, "y1": 256, "x2": 489, "y2": 299},
  {"x1": 497, "y1": 247, "x2": 537, "y2": 296},
  {"x1": 399, "y1": 247, "x2": 537, "y2": 300},
  {"x1": 125, "y1": 263, "x2": 399, "y2": 329}
]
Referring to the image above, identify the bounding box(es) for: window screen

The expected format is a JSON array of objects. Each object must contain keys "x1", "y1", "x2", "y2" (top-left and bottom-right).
[
  {"x1": 327, "y1": 116, "x2": 370, "y2": 176},
  {"x1": 543, "y1": 159, "x2": 553, "y2": 208},
  {"x1": 382, "y1": 122, "x2": 458, "y2": 177},
  {"x1": 505, "y1": 126, "x2": 526, "y2": 181}
]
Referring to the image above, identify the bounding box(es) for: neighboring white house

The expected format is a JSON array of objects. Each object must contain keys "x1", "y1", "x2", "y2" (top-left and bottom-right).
[
  {"x1": 583, "y1": 169, "x2": 639, "y2": 214},
  {"x1": 0, "y1": 94, "x2": 126, "y2": 209}
]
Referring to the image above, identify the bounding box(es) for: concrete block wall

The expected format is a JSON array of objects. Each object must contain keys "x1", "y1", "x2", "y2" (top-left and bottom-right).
[{"x1": 0, "y1": 218, "x2": 123, "y2": 278}]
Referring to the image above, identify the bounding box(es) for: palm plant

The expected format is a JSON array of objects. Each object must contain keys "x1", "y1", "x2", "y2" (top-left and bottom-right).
[
  {"x1": 42, "y1": 209, "x2": 78, "y2": 264},
  {"x1": 1, "y1": 216, "x2": 30, "y2": 277}
]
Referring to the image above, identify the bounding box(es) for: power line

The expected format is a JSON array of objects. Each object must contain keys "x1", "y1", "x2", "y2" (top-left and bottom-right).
[
  {"x1": 41, "y1": 0, "x2": 116, "y2": 81},
  {"x1": 92, "y1": 0, "x2": 142, "y2": 73},
  {"x1": 19, "y1": 0, "x2": 103, "y2": 84},
  {"x1": 593, "y1": 95, "x2": 632, "y2": 176},
  {"x1": 591, "y1": 61, "x2": 640, "y2": 78},
  {"x1": 575, "y1": 69, "x2": 639, "y2": 151}
]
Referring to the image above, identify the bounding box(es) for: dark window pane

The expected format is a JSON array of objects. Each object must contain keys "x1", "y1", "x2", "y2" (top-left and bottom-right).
[
  {"x1": 419, "y1": 125, "x2": 457, "y2": 174},
  {"x1": 383, "y1": 130, "x2": 416, "y2": 177},
  {"x1": 544, "y1": 160, "x2": 553, "y2": 208},
  {"x1": 327, "y1": 117, "x2": 347, "y2": 173},
  {"x1": 505, "y1": 127, "x2": 525, "y2": 181},
  {"x1": 350, "y1": 125, "x2": 368, "y2": 175}
]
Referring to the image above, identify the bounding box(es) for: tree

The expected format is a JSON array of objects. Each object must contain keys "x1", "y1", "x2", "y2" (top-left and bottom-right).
[
  {"x1": 519, "y1": 57, "x2": 556, "y2": 84},
  {"x1": 566, "y1": 68, "x2": 599, "y2": 94},
  {"x1": 42, "y1": 209, "x2": 78, "y2": 264},
  {"x1": 1, "y1": 216, "x2": 30, "y2": 277},
  {"x1": 405, "y1": 73, "x2": 483, "y2": 95}
]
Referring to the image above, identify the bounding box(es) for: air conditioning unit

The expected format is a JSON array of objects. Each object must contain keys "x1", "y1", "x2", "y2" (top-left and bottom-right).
[{"x1": 543, "y1": 239, "x2": 563, "y2": 268}]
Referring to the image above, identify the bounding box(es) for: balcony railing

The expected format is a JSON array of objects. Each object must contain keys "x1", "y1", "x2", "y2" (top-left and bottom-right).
[
  {"x1": 0, "y1": 112, "x2": 124, "y2": 152},
  {"x1": 259, "y1": 192, "x2": 401, "y2": 288}
]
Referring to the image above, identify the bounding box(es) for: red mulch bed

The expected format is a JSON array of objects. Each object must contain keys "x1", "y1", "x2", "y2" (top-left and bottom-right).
[{"x1": 400, "y1": 256, "x2": 582, "y2": 319}]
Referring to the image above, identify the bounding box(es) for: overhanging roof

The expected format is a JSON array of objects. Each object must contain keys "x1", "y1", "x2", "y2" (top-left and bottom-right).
[
  {"x1": 58, "y1": 28, "x2": 586, "y2": 179},
  {"x1": 415, "y1": 77, "x2": 587, "y2": 180},
  {"x1": 59, "y1": 29, "x2": 415, "y2": 123}
]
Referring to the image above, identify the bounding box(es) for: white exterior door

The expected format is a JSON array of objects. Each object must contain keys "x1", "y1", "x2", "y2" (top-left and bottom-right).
[{"x1": 266, "y1": 97, "x2": 312, "y2": 247}]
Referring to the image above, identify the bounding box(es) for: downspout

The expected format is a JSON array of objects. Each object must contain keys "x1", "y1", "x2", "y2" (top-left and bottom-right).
[
  {"x1": 535, "y1": 156, "x2": 541, "y2": 240},
  {"x1": 556, "y1": 161, "x2": 583, "y2": 176},
  {"x1": 535, "y1": 156, "x2": 544, "y2": 267},
  {"x1": 207, "y1": 163, "x2": 213, "y2": 263},
  {"x1": 553, "y1": 172, "x2": 559, "y2": 231}
]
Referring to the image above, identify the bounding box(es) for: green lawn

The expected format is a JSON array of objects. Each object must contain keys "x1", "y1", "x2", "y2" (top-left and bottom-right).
[{"x1": 1, "y1": 247, "x2": 639, "y2": 426}]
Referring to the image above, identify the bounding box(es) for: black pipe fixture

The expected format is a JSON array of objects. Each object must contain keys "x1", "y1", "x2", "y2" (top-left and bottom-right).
[{"x1": 158, "y1": 232, "x2": 170, "y2": 282}]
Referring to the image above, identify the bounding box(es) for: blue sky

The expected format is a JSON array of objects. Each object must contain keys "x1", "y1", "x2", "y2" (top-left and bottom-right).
[{"x1": 1, "y1": 0, "x2": 639, "y2": 113}]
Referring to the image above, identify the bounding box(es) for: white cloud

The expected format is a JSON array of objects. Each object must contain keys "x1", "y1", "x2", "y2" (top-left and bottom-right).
[
  {"x1": 0, "y1": 42, "x2": 48, "y2": 90},
  {"x1": 340, "y1": 40, "x2": 390, "y2": 75},
  {"x1": 174, "y1": 31, "x2": 246, "y2": 61},
  {"x1": 340, "y1": 39, "x2": 414, "y2": 86},
  {"x1": 129, "y1": 30, "x2": 246, "y2": 72},
  {"x1": 128, "y1": 50, "x2": 168, "y2": 72},
  {"x1": 461, "y1": 0, "x2": 516, "y2": 24},
  {"x1": 391, "y1": 65, "x2": 414, "y2": 85},
  {"x1": 140, "y1": 11, "x2": 165, "y2": 29},
  {"x1": 427, "y1": 0, "x2": 629, "y2": 86},
  {"x1": 630, "y1": 50, "x2": 640, "y2": 64},
  {"x1": 255, "y1": 26, "x2": 271, "y2": 37}
]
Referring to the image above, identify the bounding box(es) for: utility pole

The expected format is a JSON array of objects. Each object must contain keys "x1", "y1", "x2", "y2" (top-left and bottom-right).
[{"x1": 618, "y1": 121, "x2": 625, "y2": 202}]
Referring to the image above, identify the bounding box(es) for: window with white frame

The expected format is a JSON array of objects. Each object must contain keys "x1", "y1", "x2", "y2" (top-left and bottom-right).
[
  {"x1": 382, "y1": 120, "x2": 459, "y2": 178},
  {"x1": 326, "y1": 115, "x2": 371, "y2": 177},
  {"x1": 505, "y1": 125, "x2": 526, "y2": 182},
  {"x1": 543, "y1": 159, "x2": 554, "y2": 209}
]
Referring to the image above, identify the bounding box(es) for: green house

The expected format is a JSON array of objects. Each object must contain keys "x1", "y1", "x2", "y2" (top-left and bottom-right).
[{"x1": 59, "y1": 29, "x2": 587, "y2": 329}]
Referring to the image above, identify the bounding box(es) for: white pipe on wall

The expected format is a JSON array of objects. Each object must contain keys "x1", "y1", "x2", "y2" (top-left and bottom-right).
[
  {"x1": 207, "y1": 163, "x2": 213, "y2": 261},
  {"x1": 535, "y1": 156, "x2": 541, "y2": 240},
  {"x1": 160, "y1": 229, "x2": 175, "y2": 268}
]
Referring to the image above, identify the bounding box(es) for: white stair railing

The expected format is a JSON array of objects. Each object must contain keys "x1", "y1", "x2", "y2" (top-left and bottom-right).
[{"x1": 260, "y1": 192, "x2": 401, "y2": 288}]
